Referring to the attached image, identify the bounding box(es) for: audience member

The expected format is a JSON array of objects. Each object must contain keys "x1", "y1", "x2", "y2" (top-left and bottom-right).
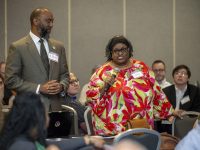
[
  {"x1": 79, "y1": 64, "x2": 101, "y2": 105},
  {"x1": 163, "y1": 64, "x2": 200, "y2": 112},
  {"x1": 113, "y1": 140, "x2": 147, "y2": 150},
  {"x1": 0, "y1": 73, "x2": 11, "y2": 132},
  {"x1": 0, "y1": 74, "x2": 4, "y2": 103},
  {"x1": 152, "y1": 60, "x2": 171, "y2": 89},
  {"x1": 62, "y1": 72, "x2": 87, "y2": 133},
  {"x1": 0, "y1": 61, "x2": 15, "y2": 107},
  {"x1": 5, "y1": 7, "x2": 69, "y2": 111},
  {"x1": 175, "y1": 123, "x2": 200, "y2": 150},
  {"x1": 86, "y1": 35, "x2": 177, "y2": 136},
  {"x1": 0, "y1": 92, "x2": 105, "y2": 150},
  {"x1": 0, "y1": 61, "x2": 5, "y2": 78},
  {"x1": 0, "y1": 74, "x2": 5, "y2": 131}
]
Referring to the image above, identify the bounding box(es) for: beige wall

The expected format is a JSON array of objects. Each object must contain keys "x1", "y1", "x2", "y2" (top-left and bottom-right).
[{"x1": 0, "y1": 0, "x2": 200, "y2": 87}]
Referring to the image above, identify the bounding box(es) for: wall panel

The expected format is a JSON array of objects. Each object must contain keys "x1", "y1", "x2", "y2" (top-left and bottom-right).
[
  {"x1": 71, "y1": 0, "x2": 123, "y2": 86},
  {"x1": 1, "y1": 0, "x2": 200, "y2": 86},
  {"x1": 176, "y1": 0, "x2": 200, "y2": 83},
  {"x1": 0, "y1": 0, "x2": 5, "y2": 61},
  {"x1": 126, "y1": 0, "x2": 174, "y2": 81}
]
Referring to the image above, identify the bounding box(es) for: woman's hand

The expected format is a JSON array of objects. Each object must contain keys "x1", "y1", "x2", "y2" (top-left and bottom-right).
[{"x1": 100, "y1": 75, "x2": 116, "y2": 99}]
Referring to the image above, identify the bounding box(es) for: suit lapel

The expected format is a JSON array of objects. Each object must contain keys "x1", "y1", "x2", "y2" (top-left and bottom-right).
[
  {"x1": 170, "y1": 85, "x2": 177, "y2": 108},
  {"x1": 26, "y1": 35, "x2": 48, "y2": 78}
]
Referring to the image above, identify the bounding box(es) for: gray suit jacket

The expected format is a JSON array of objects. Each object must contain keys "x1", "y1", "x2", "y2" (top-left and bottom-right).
[{"x1": 5, "y1": 35, "x2": 69, "y2": 111}]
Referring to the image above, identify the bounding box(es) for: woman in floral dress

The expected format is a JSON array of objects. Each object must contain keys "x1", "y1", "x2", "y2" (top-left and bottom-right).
[{"x1": 86, "y1": 35, "x2": 175, "y2": 136}]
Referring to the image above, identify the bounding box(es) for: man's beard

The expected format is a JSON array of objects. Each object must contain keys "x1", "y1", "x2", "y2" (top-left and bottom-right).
[{"x1": 39, "y1": 25, "x2": 50, "y2": 39}]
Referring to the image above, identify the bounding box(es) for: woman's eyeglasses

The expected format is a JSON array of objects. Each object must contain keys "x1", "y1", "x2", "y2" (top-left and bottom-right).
[{"x1": 112, "y1": 47, "x2": 129, "y2": 55}]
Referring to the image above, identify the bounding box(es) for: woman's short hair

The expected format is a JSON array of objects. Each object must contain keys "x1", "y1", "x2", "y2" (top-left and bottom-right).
[
  {"x1": 105, "y1": 35, "x2": 133, "y2": 61},
  {"x1": 172, "y1": 64, "x2": 191, "y2": 78},
  {"x1": 0, "y1": 92, "x2": 47, "y2": 150}
]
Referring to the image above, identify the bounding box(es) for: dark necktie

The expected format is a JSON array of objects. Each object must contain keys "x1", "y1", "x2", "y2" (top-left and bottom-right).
[{"x1": 39, "y1": 39, "x2": 49, "y2": 76}]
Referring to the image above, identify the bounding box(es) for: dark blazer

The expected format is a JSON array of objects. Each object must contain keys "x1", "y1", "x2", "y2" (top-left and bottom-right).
[
  {"x1": 5, "y1": 35, "x2": 69, "y2": 111},
  {"x1": 163, "y1": 84, "x2": 200, "y2": 112},
  {"x1": 62, "y1": 95, "x2": 87, "y2": 124}
]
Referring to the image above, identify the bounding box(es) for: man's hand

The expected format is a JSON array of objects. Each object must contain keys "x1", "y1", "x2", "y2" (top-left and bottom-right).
[
  {"x1": 173, "y1": 109, "x2": 185, "y2": 119},
  {"x1": 168, "y1": 109, "x2": 185, "y2": 123},
  {"x1": 40, "y1": 80, "x2": 63, "y2": 95}
]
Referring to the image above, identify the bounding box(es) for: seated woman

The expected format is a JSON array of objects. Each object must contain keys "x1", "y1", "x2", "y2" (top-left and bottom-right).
[
  {"x1": 0, "y1": 73, "x2": 11, "y2": 132},
  {"x1": 0, "y1": 61, "x2": 15, "y2": 107},
  {"x1": 0, "y1": 92, "x2": 104, "y2": 150},
  {"x1": 61, "y1": 73, "x2": 87, "y2": 133},
  {"x1": 0, "y1": 73, "x2": 5, "y2": 131}
]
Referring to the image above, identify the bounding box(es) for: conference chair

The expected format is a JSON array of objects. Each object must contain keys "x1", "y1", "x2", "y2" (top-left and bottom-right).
[
  {"x1": 114, "y1": 128, "x2": 161, "y2": 150},
  {"x1": 172, "y1": 111, "x2": 200, "y2": 139},
  {"x1": 84, "y1": 106, "x2": 94, "y2": 135},
  {"x1": 61, "y1": 105, "x2": 79, "y2": 136},
  {"x1": 47, "y1": 110, "x2": 72, "y2": 138}
]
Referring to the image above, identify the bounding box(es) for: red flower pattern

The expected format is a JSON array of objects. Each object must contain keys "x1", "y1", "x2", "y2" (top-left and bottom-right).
[{"x1": 86, "y1": 58, "x2": 173, "y2": 135}]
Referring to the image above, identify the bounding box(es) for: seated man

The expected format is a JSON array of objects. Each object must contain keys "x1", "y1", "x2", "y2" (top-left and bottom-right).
[
  {"x1": 152, "y1": 60, "x2": 172, "y2": 133},
  {"x1": 152, "y1": 60, "x2": 171, "y2": 89},
  {"x1": 163, "y1": 64, "x2": 200, "y2": 112},
  {"x1": 61, "y1": 72, "x2": 87, "y2": 134},
  {"x1": 159, "y1": 65, "x2": 200, "y2": 134}
]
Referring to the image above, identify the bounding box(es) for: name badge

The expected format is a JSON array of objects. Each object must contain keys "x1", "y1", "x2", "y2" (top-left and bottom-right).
[
  {"x1": 180, "y1": 95, "x2": 190, "y2": 105},
  {"x1": 49, "y1": 52, "x2": 59, "y2": 62},
  {"x1": 132, "y1": 71, "x2": 143, "y2": 78}
]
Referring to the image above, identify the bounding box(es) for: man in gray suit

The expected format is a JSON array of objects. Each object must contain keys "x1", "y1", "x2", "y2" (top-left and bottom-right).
[{"x1": 5, "y1": 7, "x2": 69, "y2": 111}]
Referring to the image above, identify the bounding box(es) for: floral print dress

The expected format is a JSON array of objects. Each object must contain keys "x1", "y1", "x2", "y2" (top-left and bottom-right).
[{"x1": 86, "y1": 58, "x2": 173, "y2": 135}]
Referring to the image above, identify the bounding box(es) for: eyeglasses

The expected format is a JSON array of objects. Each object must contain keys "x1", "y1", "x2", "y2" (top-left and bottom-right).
[
  {"x1": 69, "y1": 79, "x2": 79, "y2": 85},
  {"x1": 112, "y1": 47, "x2": 129, "y2": 55},
  {"x1": 153, "y1": 69, "x2": 165, "y2": 73},
  {"x1": 174, "y1": 71, "x2": 188, "y2": 76}
]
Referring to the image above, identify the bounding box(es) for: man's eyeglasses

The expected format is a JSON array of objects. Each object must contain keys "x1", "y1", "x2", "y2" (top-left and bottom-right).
[
  {"x1": 153, "y1": 69, "x2": 165, "y2": 73},
  {"x1": 69, "y1": 79, "x2": 79, "y2": 85},
  {"x1": 112, "y1": 48, "x2": 129, "y2": 55},
  {"x1": 174, "y1": 71, "x2": 188, "y2": 76}
]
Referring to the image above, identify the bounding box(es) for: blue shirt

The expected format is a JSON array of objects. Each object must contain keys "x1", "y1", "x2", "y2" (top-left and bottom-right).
[{"x1": 176, "y1": 124, "x2": 200, "y2": 150}]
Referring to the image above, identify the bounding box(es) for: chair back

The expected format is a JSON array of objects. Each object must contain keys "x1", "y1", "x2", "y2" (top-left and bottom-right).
[
  {"x1": 84, "y1": 106, "x2": 94, "y2": 135},
  {"x1": 172, "y1": 111, "x2": 200, "y2": 139},
  {"x1": 47, "y1": 110, "x2": 72, "y2": 138},
  {"x1": 114, "y1": 128, "x2": 161, "y2": 150},
  {"x1": 61, "y1": 105, "x2": 79, "y2": 136}
]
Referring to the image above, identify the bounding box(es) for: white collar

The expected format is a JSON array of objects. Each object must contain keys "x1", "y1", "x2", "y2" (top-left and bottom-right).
[{"x1": 175, "y1": 84, "x2": 187, "y2": 93}]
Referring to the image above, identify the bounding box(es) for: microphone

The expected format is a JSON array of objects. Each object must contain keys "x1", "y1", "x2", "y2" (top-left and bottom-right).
[{"x1": 100, "y1": 68, "x2": 120, "y2": 99}]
